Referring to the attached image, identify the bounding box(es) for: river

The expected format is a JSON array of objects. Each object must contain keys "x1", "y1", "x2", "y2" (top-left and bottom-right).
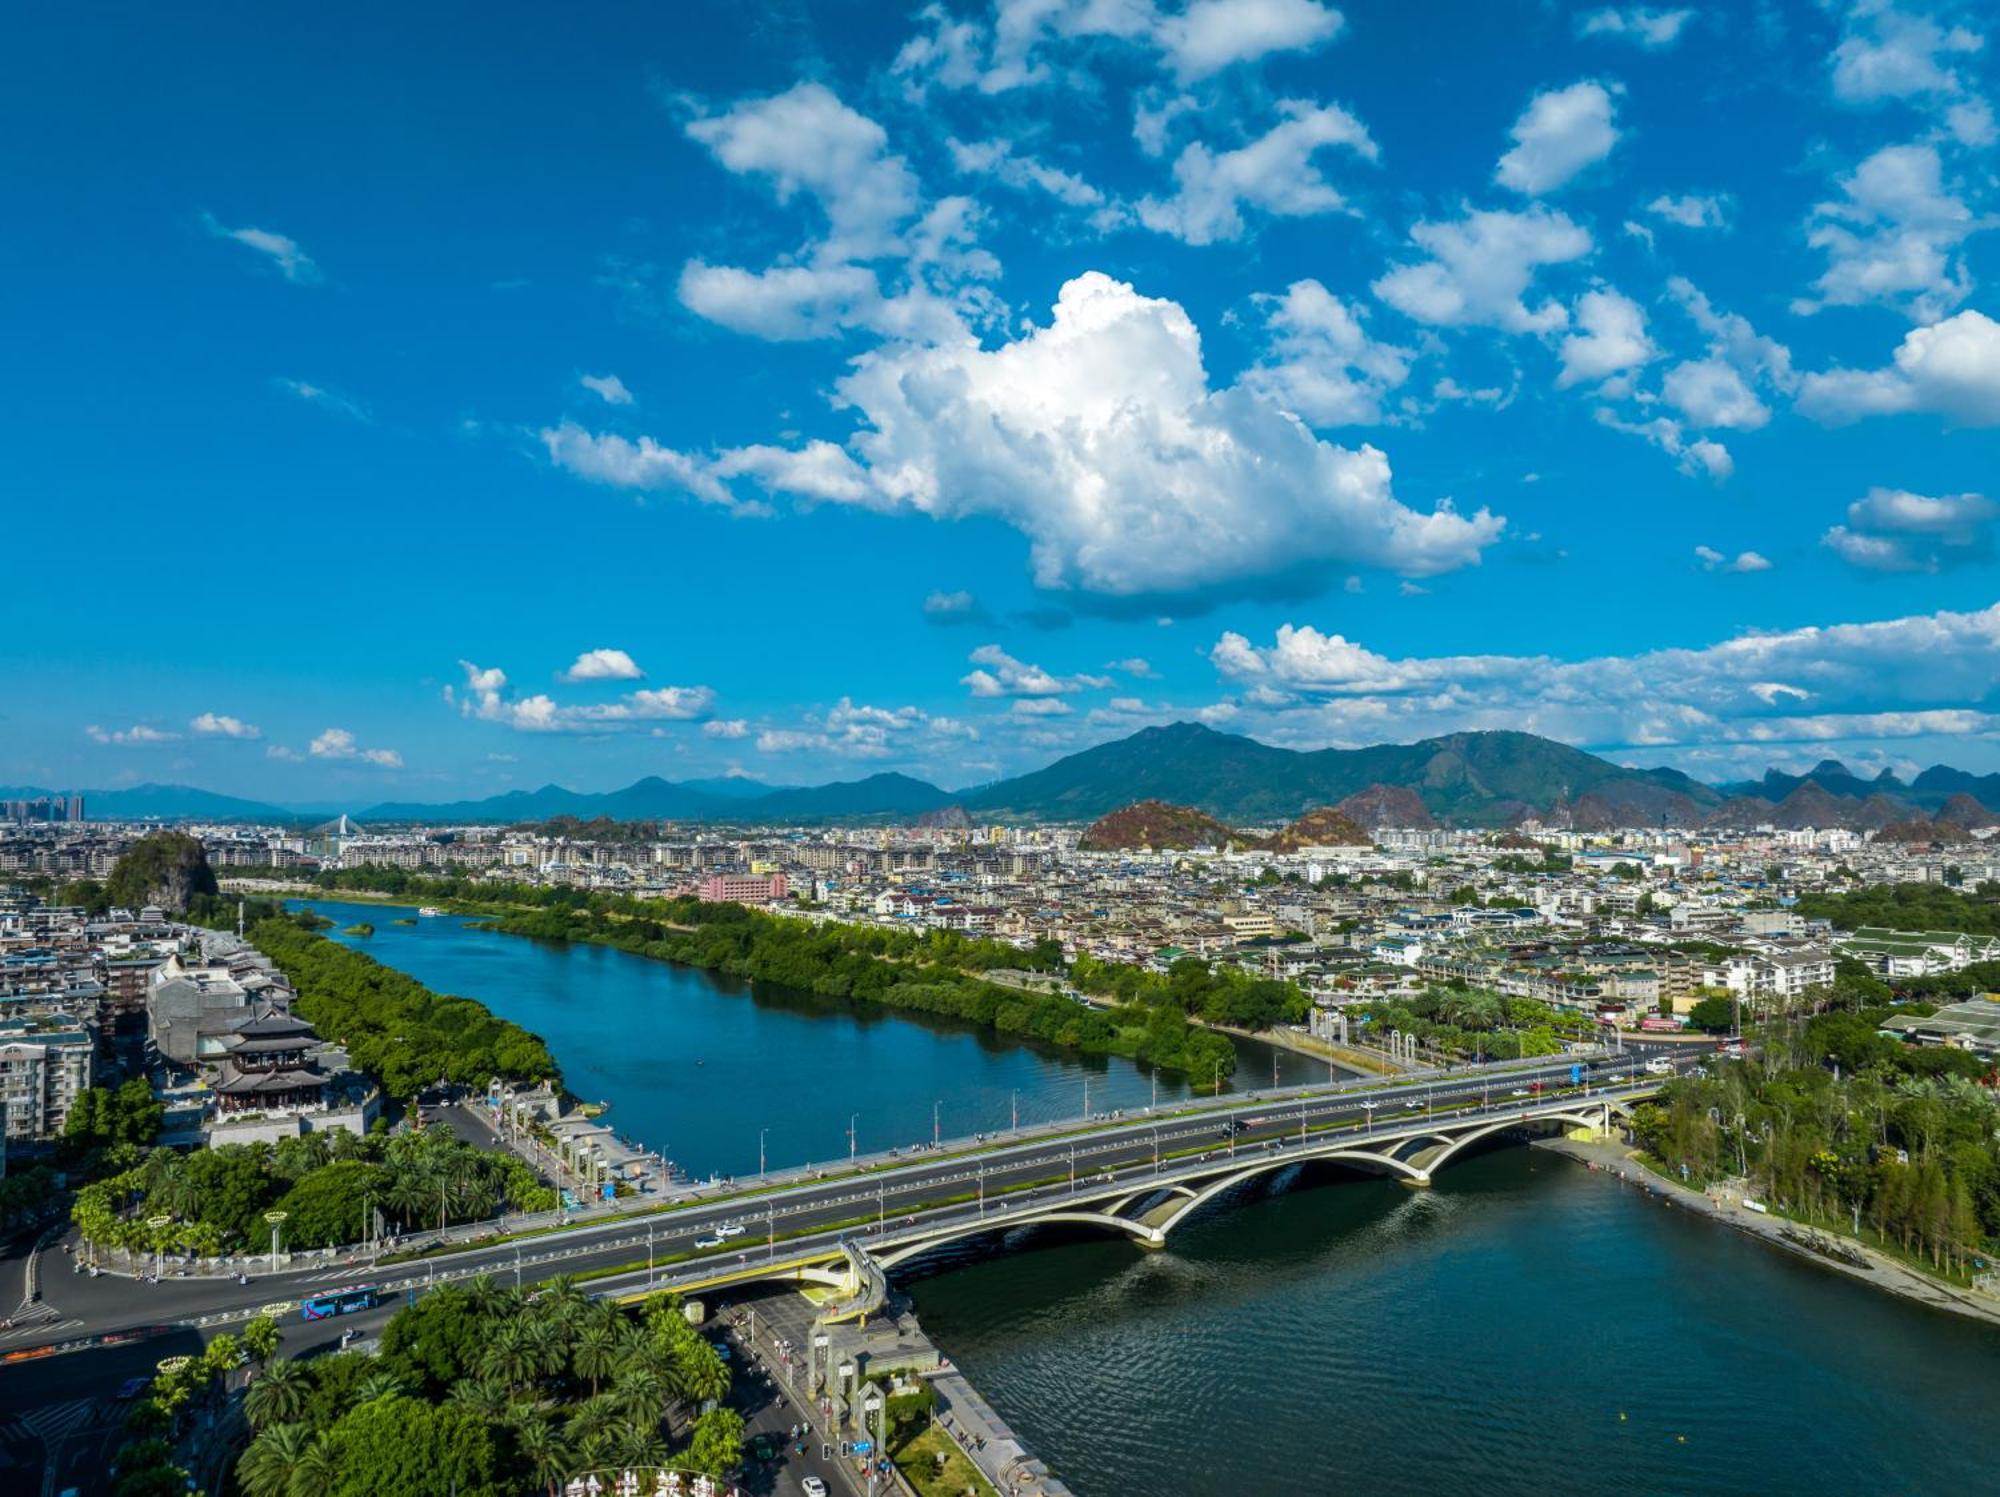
[
  {"x1": 301, "y1": 898, "x2": 2000, "y2": 1495},
  {"x1": 298, "y1": 898, "x2": 1325, "y2": 1179}
]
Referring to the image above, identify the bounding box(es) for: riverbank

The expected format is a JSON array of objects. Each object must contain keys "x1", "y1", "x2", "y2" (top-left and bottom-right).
[{"x1": 1537, "y1": 1136, "x2": 2000, "y2": 1330}]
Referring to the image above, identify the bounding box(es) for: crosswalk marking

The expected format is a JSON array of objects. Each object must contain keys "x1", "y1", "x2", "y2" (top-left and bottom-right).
[{"x1": 12, "y1": 1400, "x2": 96, "y2": 1446}]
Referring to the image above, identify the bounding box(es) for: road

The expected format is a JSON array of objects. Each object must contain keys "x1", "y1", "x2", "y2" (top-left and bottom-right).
[
  {"x1": 9, "y1": 1051, "x2": 1688, "y2": 1355},
  {"x1": 0, "y1": 1049, "x2": 1694, "y2": 1492}
]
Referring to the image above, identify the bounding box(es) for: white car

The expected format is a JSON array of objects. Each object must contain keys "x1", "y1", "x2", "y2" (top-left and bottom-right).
[
  {"x1": 716, "y1": 1223, "x2": 746, "y2": 1239},
  {"x1": 801, "y1": 1479, "x2": 828, "y2": 1497},
  {"x1": 694, "y1": 1234, "x2": 725, "y2": 1250}
]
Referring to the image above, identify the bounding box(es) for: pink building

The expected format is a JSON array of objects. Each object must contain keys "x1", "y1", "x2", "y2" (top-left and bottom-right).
[{"x1": 698, "y1": 871, "x2": 788, "y2": 904}]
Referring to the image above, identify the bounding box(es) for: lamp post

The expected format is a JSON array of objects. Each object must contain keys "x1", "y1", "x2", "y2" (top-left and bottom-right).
[
  {"x1": 1362, "y1": 1100, "x2": 1378, "y2": 1136},
  {"x1": 146, "y1": 1215, "x2": 172, "y2": 1281},
  {"x1": 848, "y1": 1113, "x2": 858, "y2": 1165},
  {"x1": 759, "y1": 1127, "x2": 769, "y2": 1181},
  {"x1": 264, "y1": 1210, "x2": 288, "y2": 1271},
  {"x1": 933, "y1": 1099, "x2": 941, "y2": 1147}
]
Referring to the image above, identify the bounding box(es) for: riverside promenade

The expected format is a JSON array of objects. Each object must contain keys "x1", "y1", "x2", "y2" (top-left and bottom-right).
[{"x1": 1539, "y1": 1136, "x2": 2000, "y2": 1329}]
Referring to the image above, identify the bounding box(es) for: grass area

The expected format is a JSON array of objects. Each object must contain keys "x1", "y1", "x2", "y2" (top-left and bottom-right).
[{"x1": 894, "y1": 1424, "x2": 997, "y2": 1497}]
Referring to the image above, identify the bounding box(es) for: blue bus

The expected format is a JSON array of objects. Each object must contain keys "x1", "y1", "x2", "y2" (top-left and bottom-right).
[{"x1": 301, "y1": 1285, "x2": 380, "y2": 1320}]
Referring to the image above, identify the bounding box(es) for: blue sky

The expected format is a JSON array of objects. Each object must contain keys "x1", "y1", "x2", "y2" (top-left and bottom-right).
[{"x1": 4, "y1": 0, "x2": 1998, "y2": 801}]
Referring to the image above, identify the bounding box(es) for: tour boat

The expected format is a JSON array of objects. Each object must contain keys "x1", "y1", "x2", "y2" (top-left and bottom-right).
[{"x1": 417, "y1": 906, "x2": 443, "y2": 917}]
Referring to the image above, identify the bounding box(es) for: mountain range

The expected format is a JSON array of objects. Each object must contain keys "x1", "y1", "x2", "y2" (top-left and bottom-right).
[{"x1": 17, "y1": 724, "x2": 1998, "y2": 829}]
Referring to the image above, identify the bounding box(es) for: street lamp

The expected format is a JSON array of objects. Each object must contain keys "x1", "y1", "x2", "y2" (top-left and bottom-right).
[
  {"x1": 933, "y1": 1098, "x2": 942, "y2": 1146},
  {"x1": 759, "y1": 1126, "x2": 769, "y2": 1181},
  {"x1": 848, "y1": 1113, "x2": 859, "y2": 1165},
  {"x1": 146, "y1": 1214, "x2": 172, "y2": 1281},
  {"x1": 264, "y1": 1210, "x2": 288, "y2": 1271},
  {"x1": 1361, "y1": 1100, "x2": 1378, "y2": 1136}
]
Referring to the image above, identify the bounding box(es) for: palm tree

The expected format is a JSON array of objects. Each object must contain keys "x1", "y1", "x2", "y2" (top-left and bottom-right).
[
  {"x1": 448, "y1": 1375, "x2": 514, "y2": 1421},
  {"x1": 572, "y1": 1321, "x2": 619, "y2": 1395},
  {"x1": 609, "y1": 1421, "x2": 666, "y2": 1471},
  {"x1": 461, "y1": 1272, "x2": 512, "y2": 1319},
  {"x1": 482, "y1": 1321, "x2": 536, "y2": 1391},
  {"x1": 676, "y1": 1346, "x2": 729, "y2": 1411},
  {"x1": 244, "y1": 1359, "x2": 310, "y2": 1431},
  {"x1": 287, "y1": 1433, "x2": 339, "y2": 1497},
  {"x1": 564, "y1": 1392, "x2": 620, "y2": 1463},
  {"x1": 522, "y1": 1314, "x2": 567, "y2": 1381},
  {"x1": 514, "y1": 1412, "x2": 572, "y2": 1497},
  {"x1": 612, "y1": 1365, "x2": 668, "y2": 1424},
  {"x1": 354, "y1": 1369, "x2": 405, "y2": 1404},
  {"x1": 238, "y1": 1422, "x2": 311, "y2": 1497}
]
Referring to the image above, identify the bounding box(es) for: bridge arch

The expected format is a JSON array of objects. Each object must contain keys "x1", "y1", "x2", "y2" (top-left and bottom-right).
[
  {"x1": 1416, "y1": 1105, "x2": 1626, "y2": 1177},
  {"x1": 1149, "y1": 1146, "x2": 1433, "y2": 1240},
  {"x1": 874, "y1": 1208, "x2": 1165, "y2": 1270}
]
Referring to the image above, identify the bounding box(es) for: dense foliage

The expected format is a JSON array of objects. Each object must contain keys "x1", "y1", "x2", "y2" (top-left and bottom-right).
[
  {"x1": 106, "y1": 830, "x2": 219, "y2": 914},
  {"x1": 248, "y1": 914, "x2": 559, "y2": 1098},
  {"x1": 239, "y1": 1278, "x2": 739, "y2": 1497},
  {"x1": 1353, "y1": 985, "x2": 1594, "y2": 1061},
  {"x1": 1793, "y1": 881, "x2": 2000, "y2": 936},
  {"x1": 72, "y1": 1124, "x2": 555, "y2": 1255},
  {"x1": 1632, "y1": 998, "x2": 2000, "y2": 1274}
]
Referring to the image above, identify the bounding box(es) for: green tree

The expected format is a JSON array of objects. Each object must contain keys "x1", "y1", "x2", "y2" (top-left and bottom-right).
[
  {"x1": 321, "y1": 1397, "x2": 503, "y2": 1497},
  {"x1": 684, "y1": 1406, "x2": 744, "y2": 1477},
  {"x1": 246, "y1": 1358, "x2": 311, "y2": 1431},
  {"x1": 240, "y1": 1423, "x2": 314, "y2": 1497}
]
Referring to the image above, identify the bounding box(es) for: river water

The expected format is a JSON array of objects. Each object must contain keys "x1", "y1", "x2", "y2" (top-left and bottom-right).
[
  {"x1": 299, "y1": 899, "x2": 1324, "y2": 1179},
  {"x1": 301, "y1": 898, "x2": 2000, "y2": 1495}
]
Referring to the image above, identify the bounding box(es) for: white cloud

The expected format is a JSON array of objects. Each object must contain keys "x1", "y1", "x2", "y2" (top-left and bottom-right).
[
  {"x1": 449, "y1": 660, "x2": 715, "y2": 733},
  {"x1": 1138, "y1": 100, "x2": 1376, "y2": 245},
  {"x1": 1374, "y1": 206, "x2": 1592, "y2": 334},
  {"x1": 961, "y1": 644, "x2": 1111, "y2": 697},
  {"x1": 1798, "y1": 308, "x2": 2000, "y2": 424},
  {"x1": 703, "y1": 719, "x2": 750, "y2": 739},
  {"x1": 755, "y1": 272, "x2": 1503, "y2": 598},
  {"x1": 1108, "y1": 656, "x2": 1159, "y2": 677},
  {"x1": 948, "y1": 137, "x2": 1104, "y2": 207},
  {"x1": 274, "y1": 379, "x2": 369, "y2": 421},
  {"x1": 539, "y1": 422, "x2": 744, "y2": 510},
  {"x1": 1663, "y1": 357, "x2": 1771, "y2": 429},
  {"x1": 710, "y1": 441, "x2": 874, "y2": 504},
  {"x1": 559, "y1": 648, "x2": 645, "y2": 683},
  {"x1": 1831, "y1": 2, "x2": 1984, "y2": 104},
  {"x1": 1242, "y1": 278, "x2": 1413, "y2": 425},
  {"x1": 1822, "y1": 485, "x2": 1996, "y2": 571},
  {"x1": 1158, "y1": 0, "x2": 1345, "y2": 81},
  {"x1": 755, "y1": 697, "x2": 976, "y2": 758},
  {"x1": 580, "y1": 373, "x2": 634, "y2": 405},
  {"x1": 894, "y1": 0, "x2": 1344, "y2": 94},
  {"x1": 1209, "y1": 602, "x2": 2000, "y2": 753},
  {"x1": 190, "y1": 713, "x2": 262, "y2": 740},
  {"x1": 1646, "y1": 193, "x2": 1729, "y2": 228},
  {"x1": 308, "y1": 728, "x2": 402, "y2": 768},
  {"x1": 1578, "y1": 7, "x2": 1692, "y2": 47},
  {"x1": 1011, "y1": 696, "x2": 1073, "y2": 716},
  {"x1": 86, "y1": 724, "x2": 178, "y2": 746},
  {"x1": 1556, "y1": 287, "x2": 1656, "y2": 389},
  {"x1": 265, "y1": 745, "x2": 302, "y2": 762},
  {"x1": 675, "y1": 261, "x2": 887, "y2": 342},
  {"x1": 684, "y1": 82, "x2": 918, "y2": 264},
  {"x1": 1694, "y1": 545, "x2": 1773, "y2": 573},
  {"x1": 1495, "y1": 81, "x2": 1621, "y2": 196},
  {"x1": 1946, "y1": 97, "x2": 1997, "y2": 146},
  {"x1": 1796, "y1": 143, "x2": 1978, "y2": 322},
  {"x1": 201, "y1": 212, "x2": 321, "y2": 284},
  {"x1": 1594, "y1": 410, "x2": 1734, "y2": 480},
  {"x1": 922, "y1": 590, "x2": 987, "y2": 623}
]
